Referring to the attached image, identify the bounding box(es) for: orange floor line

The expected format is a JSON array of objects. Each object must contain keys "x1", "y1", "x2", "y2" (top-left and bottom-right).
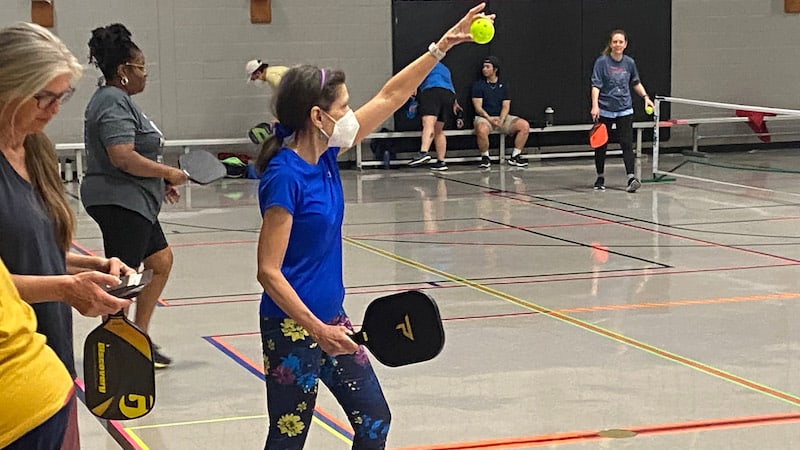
[{"x1": 395, "y1": 412, "x2": 800, "y2": 449}]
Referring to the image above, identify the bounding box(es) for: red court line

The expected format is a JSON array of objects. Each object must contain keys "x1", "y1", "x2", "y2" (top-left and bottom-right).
[
  {"x1": 211, "y1": 336, "x2": 263, "y2": 372},
  {"x1": 205, "y1": 292, "x2": 800, "y2": 338},
  {"x1": 347, "y1": 221, "x2": 607, "y2": 239},
  {"x1": 160, "y1": 263, "x2": 795, "y2": 308},
  {"x1": 394, "y1": 412, "x2": 800, "y2": 449},
  {"x1": 443, "y1": 292, "x2": 800, "y2": 321},
  {"x1": 73, "y1": 378, "x2": 145, "y2": 450},
  {"x1": 71, "y1": 240, "x2": 170, "y2": 306},
  {"x1": 493, "y1": 192, "x2": 800, "y2": 264},
  {"x1": 70, "y1": 241, "x2": 93, "y2": 255},
  {"x1": 169, "y1": 239, "x2": 257, "y2": 248},
  {"x1": 82, "y1": 239, "x2": 258, "y2": 254}
]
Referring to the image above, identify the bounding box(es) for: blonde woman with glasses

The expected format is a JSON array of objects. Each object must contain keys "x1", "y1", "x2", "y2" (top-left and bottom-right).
[{"x1": 0, "y1": 22, "x2": 134, "y2": 449}]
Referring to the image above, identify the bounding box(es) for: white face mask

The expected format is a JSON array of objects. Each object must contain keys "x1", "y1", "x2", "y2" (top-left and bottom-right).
[
  {"x1": 321, "y1": 109, "x2": 360, "y2": 148},
  {"x1": 251, "y1": 78, "x2": 267, "y2": 87}
]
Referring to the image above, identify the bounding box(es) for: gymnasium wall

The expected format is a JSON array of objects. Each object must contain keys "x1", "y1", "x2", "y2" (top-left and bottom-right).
[
  {"x1": 0, "y1": 0, "x2": 392, "y2": 145},
  {"x1": 2, "y1": 0, "x2": 799, "y2": 149}
]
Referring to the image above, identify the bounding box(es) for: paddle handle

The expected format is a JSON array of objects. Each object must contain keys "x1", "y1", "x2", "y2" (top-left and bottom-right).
[{"x1": 350, "y1": 330, "x2": 367, "y2": 346}]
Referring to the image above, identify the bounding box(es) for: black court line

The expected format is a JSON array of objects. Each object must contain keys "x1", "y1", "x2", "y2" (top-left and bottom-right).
[
  {"x1": 443, "y1": 174, "x2": 798, "y2": 239},
  {"x1": 485, "y1": 190, "x2": 800, "y2": 264},
  {"x1": 478, "y1": 217, "x2": 671, "y2": 268}
]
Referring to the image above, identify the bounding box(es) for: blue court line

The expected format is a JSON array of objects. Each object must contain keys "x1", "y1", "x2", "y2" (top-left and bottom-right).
[{"x1": 202, "y1": 335, "x2": 356, "y2": 443}]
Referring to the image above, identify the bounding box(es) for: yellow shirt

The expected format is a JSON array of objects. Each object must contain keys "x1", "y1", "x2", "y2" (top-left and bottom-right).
[
  {"x1": 264, "y1": 65, "x2": 288, "y2": 91},
  {"x1": 0, "y1": 258, "x2": 73, "y2": 448}
]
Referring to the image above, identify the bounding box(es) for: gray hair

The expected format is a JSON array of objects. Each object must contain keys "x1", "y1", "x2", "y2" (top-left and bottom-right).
[{"x1": 0, "y1": 22, "x2": 83, "y2": 117}]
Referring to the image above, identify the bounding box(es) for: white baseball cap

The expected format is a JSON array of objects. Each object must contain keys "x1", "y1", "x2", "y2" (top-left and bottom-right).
[{"x1": 246, "y1": 59, "x2": 268, "y2": 82}]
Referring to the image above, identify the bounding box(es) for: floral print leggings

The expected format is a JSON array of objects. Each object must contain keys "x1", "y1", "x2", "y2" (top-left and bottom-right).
[{"x1": 260, "y1": 313, "x2": 391, "y2": 450}]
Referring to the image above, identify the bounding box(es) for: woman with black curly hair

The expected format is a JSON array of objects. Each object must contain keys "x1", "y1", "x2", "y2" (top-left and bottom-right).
[{"x1": 82, "y1": 23, "x2": 188, "y2": 368}]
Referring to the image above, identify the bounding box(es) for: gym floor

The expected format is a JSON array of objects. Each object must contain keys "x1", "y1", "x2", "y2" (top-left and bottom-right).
[{"x1": 67, "y1": 149, "x2": 800, "y2": 449}]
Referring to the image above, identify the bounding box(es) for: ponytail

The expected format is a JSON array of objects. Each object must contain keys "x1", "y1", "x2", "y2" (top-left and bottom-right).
[{"x1": 256, "y1": 122, "x2": 295, "y2": 174}]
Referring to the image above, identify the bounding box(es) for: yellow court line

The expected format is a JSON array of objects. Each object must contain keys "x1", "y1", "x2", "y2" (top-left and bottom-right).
[
  {"x1": 125, "y1": 414, "x2": 351, "y2": 446},
  {"x1": 344, "y1": 237, "x2": 800, "y2": 407},
  {"x1": 126, "y1": 430, "x2": 150, "y2": 450},
  {"x1": 312, "y1": 417, "x2": 354, "y2": 446},
  {"x1": 127, "y1": 414, "x2": 267, "y2": 430}
]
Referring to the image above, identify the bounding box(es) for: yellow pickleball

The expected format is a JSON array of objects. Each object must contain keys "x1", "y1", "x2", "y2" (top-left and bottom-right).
[
  {"x1": 470, "y1": 18, "x2": 495, "y2": 45},
  {"x1": 645, "y1": 105, "x2": 654, "y2": 115}
]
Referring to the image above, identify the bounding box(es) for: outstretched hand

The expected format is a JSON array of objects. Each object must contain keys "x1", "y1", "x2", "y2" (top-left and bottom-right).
[{"x1": 436, "y1": 2, "x2": 495, "y2": 51}]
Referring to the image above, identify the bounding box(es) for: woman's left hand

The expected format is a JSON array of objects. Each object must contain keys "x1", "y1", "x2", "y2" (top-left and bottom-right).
[
  {"x1": 644, "y1": 97, "x2": 655, "y2": 111},
  {"x1": 103, "y1": 257, "x2": 137, "y2": 277},
  {"x1": 165, "y1": 184, "x2": 181, "y2": 204}
]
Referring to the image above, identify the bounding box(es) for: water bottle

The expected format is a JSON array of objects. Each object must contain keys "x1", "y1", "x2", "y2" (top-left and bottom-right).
[
  {"x1": 406, "y1": 96, "x2": 418, "y2": 119},
  {"x1": 544, "y1": 106, "x2": 554, "y2": 127}
]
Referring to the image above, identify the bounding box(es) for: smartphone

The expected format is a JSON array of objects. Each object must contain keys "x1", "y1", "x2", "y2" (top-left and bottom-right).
[{"x1": 105, "y1": 269, "x2": 153, "y2": 299}]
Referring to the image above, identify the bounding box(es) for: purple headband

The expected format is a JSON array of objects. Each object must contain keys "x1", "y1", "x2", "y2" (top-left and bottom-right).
[{"x1": 320, "y1": 69, "x2": 326, "y2": 89}]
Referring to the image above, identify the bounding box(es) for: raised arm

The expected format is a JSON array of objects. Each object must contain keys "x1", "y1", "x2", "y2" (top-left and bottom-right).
[{"x1": 352, "y1": 3, "x2": 494, "y2": 144}]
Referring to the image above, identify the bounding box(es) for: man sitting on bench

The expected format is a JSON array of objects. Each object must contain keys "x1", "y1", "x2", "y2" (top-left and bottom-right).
[{"x1": 471, "y1": 56, "x2": 530, "y2": 168}]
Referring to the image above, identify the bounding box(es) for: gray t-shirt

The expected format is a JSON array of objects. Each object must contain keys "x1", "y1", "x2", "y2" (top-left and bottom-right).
[
  {"x1": 591, "y1": 54, "x2": 641, "y2": 114},
  {"x1": 0, "y1": 150, "x2": 75, "y2": 376},
  {"x1": 81, "y1": 86, "x2": 164, "y2": 222}
]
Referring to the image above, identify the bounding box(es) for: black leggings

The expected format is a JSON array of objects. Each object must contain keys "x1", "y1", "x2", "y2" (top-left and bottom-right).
[{"x1": 594, "y1": 114, "x2": 634, "y2": 176}]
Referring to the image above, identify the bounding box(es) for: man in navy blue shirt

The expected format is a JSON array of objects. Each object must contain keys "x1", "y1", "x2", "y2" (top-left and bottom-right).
[{"x1": 471, "y1": 56, "x2": 530, "y2": 168}]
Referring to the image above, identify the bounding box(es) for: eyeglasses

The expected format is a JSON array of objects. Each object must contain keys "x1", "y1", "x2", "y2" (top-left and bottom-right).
[
  {"x1": 124, "y1": 63, "x2": 147, "y2": 75},
  {"x1": 32, "y1": 86, "x2": 75, "y2": 110}
]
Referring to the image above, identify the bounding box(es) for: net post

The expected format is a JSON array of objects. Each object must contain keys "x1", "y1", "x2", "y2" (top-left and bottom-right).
[{"x1": 652, "y1": 97, "x2": 660, "y2": 176}]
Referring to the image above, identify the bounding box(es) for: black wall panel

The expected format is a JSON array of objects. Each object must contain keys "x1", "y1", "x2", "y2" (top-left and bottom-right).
[{"x1": 391, "y1": 0, "x2": 671, "y2": 149}]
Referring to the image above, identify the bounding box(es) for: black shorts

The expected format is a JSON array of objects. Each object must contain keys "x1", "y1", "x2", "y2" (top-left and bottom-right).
[
  {"x1": 417, "y1": 87, "x2": 456, "y2": 123},
  {"x1": 86, "y1": 205, "x2": 168, "y2": 268}
]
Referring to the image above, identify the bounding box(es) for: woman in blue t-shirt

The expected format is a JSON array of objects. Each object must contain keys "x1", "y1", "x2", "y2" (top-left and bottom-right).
[
  {"x1": 590, "y1": 29, "x2": 655, "y2": 192},
  {"x1": 254, "y1": 5, "x2": 492, "y2": 449}
]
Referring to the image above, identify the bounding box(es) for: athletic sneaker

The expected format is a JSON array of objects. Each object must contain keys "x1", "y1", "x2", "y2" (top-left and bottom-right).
[
  {"x1": 429, "y1": 160, "x2": 448, "y2": 171},
  {"x1": 593, "y1": 176, "x2": 605, "y2": 190},
  {"x1": 626, "y1": 177, "x2": 642, "y2": 193},
  {"x1": 479, "y1": 155, "x2": 491, "y2": 169},
  {"x1": 507, "y1": 154, "x2": 528, "y2": 167},
  {"x1": 408, "y1": 152, "x2": 431, "y2": 167},
  {"x1": 153, "y1": 345, "x2": 172, "y2": 369}
]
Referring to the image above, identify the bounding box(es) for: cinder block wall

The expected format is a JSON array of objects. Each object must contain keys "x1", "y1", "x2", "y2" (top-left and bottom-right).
[
  {"x1": 3, "y1": 0, "x2": 799, "y2": 149},
  {"x1": 2, "y1": 0, "x2": 392, "y2": 147}
]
